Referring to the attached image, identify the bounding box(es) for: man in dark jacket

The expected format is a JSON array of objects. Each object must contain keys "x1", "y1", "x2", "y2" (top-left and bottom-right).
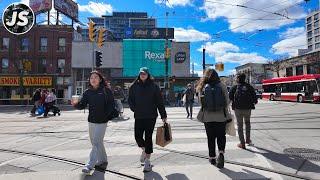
[
  {"x1": 128, "y1": 67, "x2": 167, "y2": 172},
  {"x1": 184, "y1": 83, "x2": 195, "y2": 119},
  {"x1": 229, "y1": 73, "x2": 257, "y2": 149},
  {"x1": 30, "y1": 88, "x2": 41, "y2": 115}
]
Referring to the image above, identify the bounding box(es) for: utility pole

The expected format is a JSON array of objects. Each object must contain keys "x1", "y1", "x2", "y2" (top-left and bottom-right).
[{"x1": 202, "y1": 47, "x2": 206, "y2": 74}]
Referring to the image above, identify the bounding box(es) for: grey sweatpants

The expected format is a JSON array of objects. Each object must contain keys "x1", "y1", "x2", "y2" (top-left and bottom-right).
[
  {"x1": 234, "y1": 109, "x2": 252, "y2": 145},
  {"x1": 87, "y1": 122, "x2": 108, "y2": 169}
]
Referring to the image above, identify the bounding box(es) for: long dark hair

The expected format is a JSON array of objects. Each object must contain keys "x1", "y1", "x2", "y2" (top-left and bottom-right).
[
  {"x1": 88, "y1": 70, "x2": 105, "y2": 89},
  {"x1": 196, "y1": 68, "x2": 220, "y2": 92}
]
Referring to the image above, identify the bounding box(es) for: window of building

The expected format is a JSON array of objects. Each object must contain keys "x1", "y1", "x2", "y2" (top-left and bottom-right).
[
  {"x1": 286, "y1": 67, "x2": 293, "y2": 76},
  {"x1": 315, "y1": 14, "x2": 319, "y2": 21},
  {"x1": 315, "y1": 36, "x2": 320, "y2": 42},
  {"x1": 316, "y1": 43, "x2": 320, "y2": 49},
  {"x1": 315, "y1": 28, "x2": 320, "y2": 35},
  {"x1": 40, "y1": 37, "x2": 47, "y2": 52},
  {"x1": 1, "y1": 58, "x2": 9, "y2": 73},
  {"x1": 2, "y1": 38, "x2": 9, "y2": 50},
  {"x1": 296, "y1": 65, "x2": 304, "y2": 75},
  {"x1": 308, "y1": 38, "x2": 313, "y2": 44},
  {"x1": 57, "y1": 59, "x2": 65, "y2": 73},
  {"x1": 308, "y1": 45, "x2": 313, "y2": 50},
  {"x1": 308, "y1": 31, "x2": 313, "y2": 37},
  {"x1": 39, "y1": 58, "x2": 46, "y2": 73},
  {"x1": 315, "y1": 20, "x2": 319, "y2": 28},
  {"x1": 21, "y1": 38, "x2": 29, "y2": 51},
  {"x1": 307, "y1": 24, "x2": 312, "y2": 31},
  {"x1": 58, "y1": 38, "x2": 66, "y2": 52},
  {"x1": 307, "y1": 17, "x2": 312, "y2": 24}
]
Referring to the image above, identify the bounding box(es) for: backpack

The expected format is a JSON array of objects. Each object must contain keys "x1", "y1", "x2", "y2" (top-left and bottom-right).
[
  {"x1": 202, "y1": 83, "x2": 226, "y2": 111},
  {"x1": 233, "y1": 84, "x2": 253, "y2": 109}
]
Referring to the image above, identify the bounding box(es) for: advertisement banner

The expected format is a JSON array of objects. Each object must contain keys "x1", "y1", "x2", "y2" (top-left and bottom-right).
[
  {"x1": 0, "y1": 76, "x2": 52, "y2": 86},
  {"x1": 54, "y1": 0, "x2": 78, "y2": 20},
  {"x1": 125, "y1": 28, "x2": 174, "y2": 39},
  {"x1": 123, "y1": 40, "x2": 171, "y2": 77},
  {"x1": 29, "y1": 0, "x2": 52, "y2": 14}
]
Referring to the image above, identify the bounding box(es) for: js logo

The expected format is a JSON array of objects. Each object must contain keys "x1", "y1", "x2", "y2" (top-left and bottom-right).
[{"x1": 2, "y1": 3, "x2": 35, "y2": 35}]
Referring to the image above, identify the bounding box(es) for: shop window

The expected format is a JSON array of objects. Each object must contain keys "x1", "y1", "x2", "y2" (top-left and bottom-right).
[
  {"x1": 40, "y1": 37, "x2": 47, "y2": 52},
  {"x1": 1, "y1": 58, "x2": 9, "y2": 73},
  {"x1": 57, "y1": 59, "x2": 65, "y2": 73},
  {"x1": 2, "y1": 38, "x2": 9, "y2": 50},
  {"x1": 21, "y1": 38, "x2": 29, "y2": 51},
  {"x1": 296, "y1": 65, "x2": 304, "y2": 75},
  {"x1": 58, "y1": 38, "x2": 66, "y2": 52}
]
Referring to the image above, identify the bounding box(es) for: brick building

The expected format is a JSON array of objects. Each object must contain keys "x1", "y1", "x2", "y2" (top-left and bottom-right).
[{"x1": 0, "y1": 25, "x2": 73, "y2": 104}]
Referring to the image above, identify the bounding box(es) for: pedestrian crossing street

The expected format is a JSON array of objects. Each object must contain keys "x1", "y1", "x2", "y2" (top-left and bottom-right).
[{"x1": 39, "y1": 106, "x2": 283, "y2": 179}]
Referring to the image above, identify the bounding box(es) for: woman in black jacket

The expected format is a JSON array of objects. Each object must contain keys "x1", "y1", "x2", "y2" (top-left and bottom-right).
[
  {"x1": 128, "y1": 67, "x2": 167, "y2": 172},
  {"x1": 71, "y1": 71, "x2": 115, "y2": 174}
]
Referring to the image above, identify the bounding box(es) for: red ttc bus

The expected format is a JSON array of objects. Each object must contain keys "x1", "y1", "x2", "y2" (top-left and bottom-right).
[{"x1": 262, "y1": 74, "x2": 320, "y2": 103}]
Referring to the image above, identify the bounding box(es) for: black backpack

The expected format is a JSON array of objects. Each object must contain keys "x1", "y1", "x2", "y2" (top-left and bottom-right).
[
  {"x1": 233, "y1": 84, "x2": 253, "y2": 109},
  {"x1": 201, "y1": 83, "x2": 226, "y2": 111}
]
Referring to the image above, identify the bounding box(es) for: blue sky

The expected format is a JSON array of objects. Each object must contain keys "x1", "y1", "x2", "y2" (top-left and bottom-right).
[{"x1": 1, "y1": 0, "x2": 318, "y2": 76}]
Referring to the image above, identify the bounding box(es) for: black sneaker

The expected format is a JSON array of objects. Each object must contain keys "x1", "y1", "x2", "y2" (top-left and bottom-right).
[
  {"x1": 217, "y1": 153, "x2": 224, "y2": 169},
  {"x1": 209, "y1": 158, "x2": 216, "y2": 165}
]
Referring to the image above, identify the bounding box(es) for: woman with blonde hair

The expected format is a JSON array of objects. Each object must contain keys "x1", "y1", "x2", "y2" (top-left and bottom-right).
[{"x1": 196, "y1": 68, "x2": 230, "y2": 169}]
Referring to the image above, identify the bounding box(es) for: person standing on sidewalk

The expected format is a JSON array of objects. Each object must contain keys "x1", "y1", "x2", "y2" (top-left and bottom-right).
[
  {"x1": 184, "y1": 83, "x2": 195, "y2": 119},
  {"x1": 71, "y1": 71, "x2": 115, "y2": 174},
  {"x1": 30, "y1": 88, "x2": 41, "y2": 115},
  {"x1": 229, "y1": 73, "x2": 257, "y2": 149},
  {"x1": 113, "y1": 85, "x2": 125, "y2": 118},
  {"x1": 196, "y1": 68, "x2": 230, "y2": 169},
  {"x1": 128, "y1": 67, "x2": 167, "y2": 173}
]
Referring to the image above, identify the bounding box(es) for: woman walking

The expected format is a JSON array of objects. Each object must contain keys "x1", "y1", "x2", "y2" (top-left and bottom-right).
[
  {"x1": 71, "y1": 71, "x2": 115, "y2": 174},
  {"x1": 196, "y1": 68, "x2": 230, "y2": 169},
  {"x1": 128, "y1": 67, "x2": 167, "y2": 172}
]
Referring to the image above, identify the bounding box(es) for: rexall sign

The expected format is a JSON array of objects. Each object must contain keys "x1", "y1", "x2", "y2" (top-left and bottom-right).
[{"x1": 123, "y1": 40, "x2": 171, "y2": 77}]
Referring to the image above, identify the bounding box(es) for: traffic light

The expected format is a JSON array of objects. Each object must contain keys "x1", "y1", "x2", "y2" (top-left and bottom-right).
[
  {"x1": 95, "y1": 50, "x2": 102, "y2": 68},
  {"x1": 97, "y1": 28, "x2": 106, "y2": 48},
  {"x1": 215, "y1": 62, "x2": 224, "y2": 71},
  {"x1": 88, "y1": 20, "x2": 96, "y2": 42},
  {"x1": 165, "y1": 47, "x2": 171, "y2": 59}
]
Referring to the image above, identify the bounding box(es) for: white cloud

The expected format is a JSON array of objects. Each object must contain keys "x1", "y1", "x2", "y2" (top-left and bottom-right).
[
  {"x1": 198, "y1": 41, "x2": 239, "y2": 57},
  {"x1": 228, "y1": 69, "x2": 237, "y2": 75},
  {"x1": 79, "y1": 1, "x2": 113, "y2": 16},
  {"x1": 174, "y1": 27, "x2": 211, "y2": 42},
  {"x1": 271, "y1": 27, "x2": 306, "y2": 56},
  {"x1": 198, "y1": 41, "x2": 268, "y2": 65},
  {"x1": 202, "y1": 0, "x2": 306, "y2": 33},
  {"x1": 192, "y1": 70, "x2": 204, "y2": 77},
  {"x1": 155, "y1": 0, "x2": 191, "y2": 7},
  {"x1": 20, "y1": 0, "x2": 29, "y2": 5}
]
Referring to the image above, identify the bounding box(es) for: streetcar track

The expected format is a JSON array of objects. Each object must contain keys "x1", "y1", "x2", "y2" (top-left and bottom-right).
[
  {"x1": 4, "y1": 133, "x2": 313, "y2": 180},
  {"x1": 0, "y1": 148, "x2": 142, "y2": 180}
]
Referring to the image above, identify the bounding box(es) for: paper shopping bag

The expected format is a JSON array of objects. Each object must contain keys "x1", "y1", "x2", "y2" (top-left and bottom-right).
[{"x1": 156, "y1": 122, "x2": 172, "y2": 147}]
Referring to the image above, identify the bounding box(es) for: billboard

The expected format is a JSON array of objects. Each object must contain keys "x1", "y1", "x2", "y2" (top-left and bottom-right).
[
  {"x1": 29, "y1": 0, "x2": 52, "y2": 14},
  {"x1": 125, "y1": 28, "x2": 174, "y2": 39},
  {"x1": 54, "y1": 0, "x2": 78, "y2": 20},
  {"x1": 123, "y1": 40, "x2": 172, "y2": 77}
]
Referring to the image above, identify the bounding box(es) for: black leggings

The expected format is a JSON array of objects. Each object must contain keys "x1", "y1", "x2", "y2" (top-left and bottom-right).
[
  {"x1": 204, "y1": 122, "x2": 226, "y2": 158},
  {"x1": 134, "y1": 118, "x2": 156, "y2": 154}
]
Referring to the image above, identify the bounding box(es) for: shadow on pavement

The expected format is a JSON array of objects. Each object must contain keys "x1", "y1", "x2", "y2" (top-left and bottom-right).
[
  {"x1": 80, "y1": 170, "x2": 105, "y2": 180},
  {"x1": 219, "y1": 168, "x2": 269, "y2": 179},
  {"x1": 144, "y1": 170, "x2": 164, "y2": 180},
  {"x1": 248, "y1": 146, "x2": 320, "y2": 174},
  {"x1": 166, "y1": 173, "x2": 190, "y2": 180}
]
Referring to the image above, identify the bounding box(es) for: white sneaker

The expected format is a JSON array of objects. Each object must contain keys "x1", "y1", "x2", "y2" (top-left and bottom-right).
[
  {"x1": 82, "y1": 166, "x2": 93, "y2": 175},
  {"x1": 143, "y1": 159, "x2": 152, "y2": 172},
  {"x1": 140, "y1": 151, "x2": 146, "y2": 163}
]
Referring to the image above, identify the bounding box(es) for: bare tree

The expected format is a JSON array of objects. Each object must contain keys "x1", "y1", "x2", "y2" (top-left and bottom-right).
[{"x1": 267, "y1": 56, "x2": 289, "y2": 77}]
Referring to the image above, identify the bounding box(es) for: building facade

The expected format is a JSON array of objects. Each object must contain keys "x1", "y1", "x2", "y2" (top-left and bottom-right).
[
  {"x1": 0, "y1": 25, "x2": 73, "y2": 104},
  {"x1": 235, "y1": 63, "x2": 266, "y2": 90},
  {"x1": 306, "y1": 10, "x2": 320, "y2": 53}
]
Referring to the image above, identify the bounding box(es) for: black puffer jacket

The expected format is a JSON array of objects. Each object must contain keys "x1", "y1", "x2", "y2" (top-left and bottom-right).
[
  {"x1": 229, "y1": 83, "x2": 257, "y2": 110},
  {"x1": 75, "y1": 86, "x2": 115, "y2": 123},
  {"x1": 128, "y1": 80, "x2": 167, "y2": 119}
]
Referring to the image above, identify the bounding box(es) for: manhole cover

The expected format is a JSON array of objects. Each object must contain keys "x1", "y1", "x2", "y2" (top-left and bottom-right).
[{"x1": 283, "y1": 148, "x2": 320, "y2": 161}]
